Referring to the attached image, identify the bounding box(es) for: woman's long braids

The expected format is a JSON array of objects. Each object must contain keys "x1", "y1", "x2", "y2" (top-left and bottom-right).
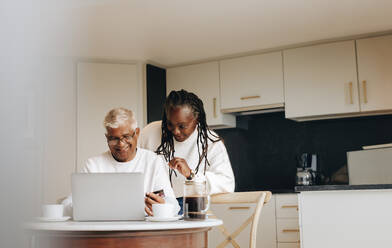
[{"x1": 156, "y1": 90, "x2": 221, "y2": 181}]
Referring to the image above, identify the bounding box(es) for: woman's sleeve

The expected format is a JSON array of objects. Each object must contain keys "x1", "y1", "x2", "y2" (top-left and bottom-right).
[
  {"x1": 138, "y1": 121, "x2": 162, "y2": 151},
  {"x1": 204, "y1": 141, "x2": 235, "y2": 195}
]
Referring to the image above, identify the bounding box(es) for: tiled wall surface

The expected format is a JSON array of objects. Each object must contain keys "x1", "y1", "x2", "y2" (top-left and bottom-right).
[{"x1": 216, "y1": 112, "x2": 392, "y2": 191}]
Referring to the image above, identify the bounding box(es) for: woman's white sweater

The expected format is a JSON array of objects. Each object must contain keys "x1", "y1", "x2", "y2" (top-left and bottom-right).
[{"x1": 139, "y1": 121, "x2": 235, "y2": 197}]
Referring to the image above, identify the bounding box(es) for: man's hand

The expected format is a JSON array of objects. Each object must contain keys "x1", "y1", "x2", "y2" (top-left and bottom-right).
[
  {"x1": 144, "y1": 192, "x2": 165, "y2": 216},
  {"x1": 169, "y1": 157, "x2": 191, "y2": 178}
]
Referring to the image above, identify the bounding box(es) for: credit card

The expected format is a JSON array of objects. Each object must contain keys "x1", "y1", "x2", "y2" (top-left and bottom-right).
[{"x1": 152, "y1": 189, "x2": 165, "y2": 197}]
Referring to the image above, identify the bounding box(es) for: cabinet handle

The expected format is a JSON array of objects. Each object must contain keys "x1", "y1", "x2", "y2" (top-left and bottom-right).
[
  {"x1": 228, "y1": 206, "x2": 250, "y2": 210},
  {"x1": 213, "y1": 97, "x2": 217, "y2": 118},
  {"x1": 362, "y1": 80, "x2": 368, "y2": 104},
  {"x1": 349, "y1": 82, "x2": 353, "y2": 104},
  {"x1": 281, "y1": 205, "x2": 298, "y2": 210},
  {"x1": 282, "y1": 229, "x2": 300, "y2": 233},
  {"x1": 240, "y1": 95, "x2": 260, "y2": 100}
]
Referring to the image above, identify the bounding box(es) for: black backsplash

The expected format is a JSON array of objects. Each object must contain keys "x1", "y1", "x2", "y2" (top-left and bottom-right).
[{"x1": 215, "y1": 112, "x2": 392, "y2": 192}]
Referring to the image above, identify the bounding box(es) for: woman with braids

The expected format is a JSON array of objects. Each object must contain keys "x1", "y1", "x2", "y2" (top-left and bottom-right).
[{"x1": 139, "y1": 89, "x2": 235, "y2": 213}]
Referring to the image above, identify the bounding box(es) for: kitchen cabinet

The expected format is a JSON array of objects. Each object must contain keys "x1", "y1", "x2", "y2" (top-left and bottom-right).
[
  {"x1": 276, "y1": 193, "x2": 299, "y2": 218},
  {"x1": 167, "y1": 34, "x2": 392, "y2": 122},
  {"x1": 283, "y1": 40, "x2": 359, "y2": 120},
  {"x1": 278, "y1": 243, "x2": 300, "y2": 248},
  {"x1": 298, "y1": 189, "x2": 392, "y2": 248},
  {"x1": 77, "y1": 62, "x2": 144, "y2": 171},
  {"x1": 208, "y1": 195, "x2": 277, "y2": 248},
  {"x1": 356, "y1": 34, "x2": 392, "y2": 112},
  {"x1": 276, "y1": 194, "x2": 300, "y2": 247},
  {"x1": 208, "y1": 193, "x2": 300, "y2": 248},
  {"x1": 166, "y1": 62, "x2": 236, "y2": 129},
  {"x1": 219, "y1": 52, "x2": 285, "y2": 112},
  {"x1": 276, "y1": 219, "x2": 300, "y2": 243}
]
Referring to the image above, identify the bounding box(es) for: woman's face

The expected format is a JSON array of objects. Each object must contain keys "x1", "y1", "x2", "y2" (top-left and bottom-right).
[{"x1": 166, "y1": 106, "x2": 198, "y2": 142}]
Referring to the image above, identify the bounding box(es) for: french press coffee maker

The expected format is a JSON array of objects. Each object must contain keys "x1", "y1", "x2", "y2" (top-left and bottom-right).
[
  {"x1": 296, "y1": 153, "x2": 316, "y2": 186},
  {"x1": 183, "y1": 177, "x2": 210, "y2": 220}
]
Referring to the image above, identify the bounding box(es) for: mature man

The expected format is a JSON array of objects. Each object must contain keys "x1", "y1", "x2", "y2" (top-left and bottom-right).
[{"x1": 63, "y1": 107, "x2": 179, "y2": 216}]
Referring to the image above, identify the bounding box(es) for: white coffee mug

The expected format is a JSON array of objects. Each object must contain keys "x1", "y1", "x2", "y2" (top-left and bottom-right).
[
  {"x1": 152, "y1": 203, "x2": 174, "y2": 218},
  {"x1": 42, "y1": 204, "x2": 64, "y2": 219}
]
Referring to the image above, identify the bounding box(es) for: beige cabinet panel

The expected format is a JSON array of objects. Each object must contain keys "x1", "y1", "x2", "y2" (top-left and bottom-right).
[
  {"x1": 276, "y1": 219, "x2": 300, "y2": 242},
  {"x1": 298, "y1": 190, "x2": 392, "y2": 248},
  {"x1": 278, "y1": 243, "x2": 300, "y2": 248},
  {"x1": 284, "y1": 40, "x2": 359, "y2": 119},
  {"x1": 208, "y1": 196, "x2": 277, "y2": 248},
  {"x1": 220, "y1": 52, "x2": 284, "y2": 111},
  {"x1": 357, "y1": 35, "x2": 392, "y2": 112},
  {"x1": 167, "y1": 62, "x2": 235, "y2": 129},
  {"x1": 276, "y1": 194, "x2": 299, "y2": 218},
  {"x1": 276, "y1": 194, "x2": 300, "y2": 247}
]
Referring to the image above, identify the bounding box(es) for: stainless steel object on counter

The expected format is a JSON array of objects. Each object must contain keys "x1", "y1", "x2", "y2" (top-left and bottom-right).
[
  {"x1": 296, "y1": 169, "x2": 313, "y2": 186},
  {"x1": 296, "y1": 153, "x2": 316, "y2": 186}
]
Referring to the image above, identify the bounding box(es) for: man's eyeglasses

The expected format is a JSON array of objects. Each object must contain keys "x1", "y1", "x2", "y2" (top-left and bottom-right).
[{"x1": 106, "y1": 131, "x2": 136, "y2": 146}]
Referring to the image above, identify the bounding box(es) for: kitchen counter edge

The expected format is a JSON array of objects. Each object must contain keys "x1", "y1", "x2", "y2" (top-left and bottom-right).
[{"x1": 295, "y1": 184, "x2": 392, "y2": 192}]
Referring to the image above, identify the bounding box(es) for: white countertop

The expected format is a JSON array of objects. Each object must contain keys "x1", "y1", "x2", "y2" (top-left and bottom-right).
[{"x1": 24, "y1": 218, "x2": 223, "y2": 232}]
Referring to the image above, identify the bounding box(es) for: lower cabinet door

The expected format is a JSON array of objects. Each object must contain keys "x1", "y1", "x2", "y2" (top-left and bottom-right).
[
  {"x1": 275, "y1": 194, "x2": 299, "y2": 218},
  {"x1": 278, "y1": 242, "x2": 301, "y2": 248},
  {"x1": 208, "y1": 196, "x2": 277, "y2": 248},
  {"x1": 276, "y1": 219, "x2": 300, "y2": 242}
]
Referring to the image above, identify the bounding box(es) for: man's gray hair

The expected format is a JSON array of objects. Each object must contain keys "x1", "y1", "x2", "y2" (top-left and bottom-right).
[{"x1": 103, "y1": 107, "x2": 138, "y2": 130}]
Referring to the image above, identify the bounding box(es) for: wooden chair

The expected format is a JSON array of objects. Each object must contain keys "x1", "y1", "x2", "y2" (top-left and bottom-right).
[
  {"x1": 208, "y1": 191, "x2": 272, "y2": 248},
  {"x1": 56, "y1": 196, "x2": 67, "y2": 204}
]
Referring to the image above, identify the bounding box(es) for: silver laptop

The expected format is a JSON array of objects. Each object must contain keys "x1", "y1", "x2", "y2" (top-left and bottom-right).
[{"x1": 72, "y1": 173, "x2": 145, "y2": 221}]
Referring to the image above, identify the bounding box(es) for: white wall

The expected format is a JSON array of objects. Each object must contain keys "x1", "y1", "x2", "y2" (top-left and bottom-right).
[
  {"x1": 40, "y1": 60, "x2": 146, "y2": 204},
  {"x1": 42, "y1": 58, "x2": 77, "y2": 204},
  {"x1": 76, "y1": 61, "x2": 144, "y2": 172}
]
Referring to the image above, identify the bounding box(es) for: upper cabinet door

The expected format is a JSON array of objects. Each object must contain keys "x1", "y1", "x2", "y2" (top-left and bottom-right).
[
  {"x1": 167, "y1": 62, "x2": 235, "y2": 128},
  {"x1": 220, "y1": 52, "x2": 284, "y2": 111},
  {"x1": 283, "y1": 41, "x2": 359, "y2": 119},
  {"x1": 357, "y1": 35, "x2": 392, "y2": 112}
]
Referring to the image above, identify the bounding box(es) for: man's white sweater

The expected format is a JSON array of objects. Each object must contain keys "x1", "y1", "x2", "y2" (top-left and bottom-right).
[{"x1": 63, "y1": 148, "x2": 179, "y2": 216}]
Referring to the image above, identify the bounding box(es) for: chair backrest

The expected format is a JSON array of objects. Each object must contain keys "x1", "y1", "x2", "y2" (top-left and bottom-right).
[{"x1": 209, "y1": 191, "x2": 272, "y2": 248}]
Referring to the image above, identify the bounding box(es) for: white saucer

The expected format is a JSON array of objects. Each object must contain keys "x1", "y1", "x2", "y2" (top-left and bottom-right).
[
  {"x1": 145, "y1": 215, "x2": 182, "y2": 222},
  {"x1": 35, "y1": 216, "x2": 71, "y2": 222}
]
